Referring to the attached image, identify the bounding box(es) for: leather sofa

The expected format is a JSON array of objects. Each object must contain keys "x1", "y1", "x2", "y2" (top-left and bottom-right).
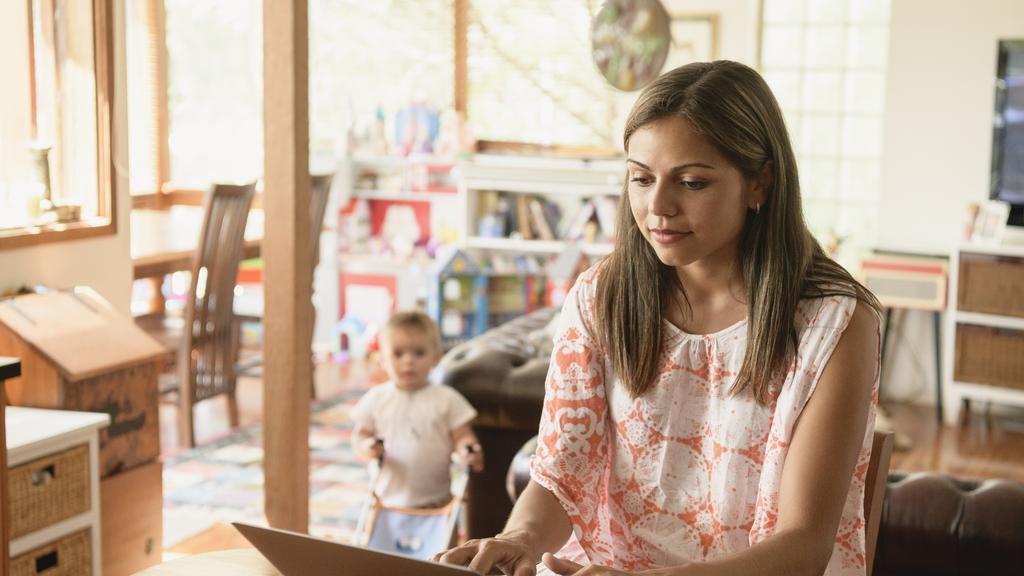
[
  {"x1": 442, "y1": 308, "x2": 1024, "y2": 574},
  {"x1": 439, "y1": 307, "x2": 558, "y2": 539}
]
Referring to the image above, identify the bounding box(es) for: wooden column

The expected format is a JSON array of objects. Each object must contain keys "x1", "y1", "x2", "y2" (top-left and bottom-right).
[
  {"x1": 454, "y1": 0, "x2": 468, "y2": 114},
  {"x1": 262, "y1": 0, "x2": 311, "y2": 532}
]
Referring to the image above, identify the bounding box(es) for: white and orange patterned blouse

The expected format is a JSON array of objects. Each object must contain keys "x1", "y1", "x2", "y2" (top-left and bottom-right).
[{"x1": 530, "y1": 265, "x2": 878, "y2": 575}]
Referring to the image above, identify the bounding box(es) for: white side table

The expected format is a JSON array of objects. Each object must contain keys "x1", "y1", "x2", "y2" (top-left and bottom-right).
[{"x1": 6, "y1": 407, "x2": 109, "y2": 575}]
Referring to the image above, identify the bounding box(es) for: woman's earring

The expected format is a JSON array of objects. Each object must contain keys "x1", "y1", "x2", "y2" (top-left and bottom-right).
[{"x1": 755, "y1": 203, "x2": 761, "y2": 215}]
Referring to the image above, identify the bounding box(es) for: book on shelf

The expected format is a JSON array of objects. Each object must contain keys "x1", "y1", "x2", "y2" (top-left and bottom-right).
[
  {"x1": 474, "y1": 191, "x2": 613, "y2": 246},
  {"x1": 540, "y1": 199, "x2": 563, "y2": 239},
  {"x1": 515, "y1": 195, "x2": 535, "y2": 240},
  {"x1": 562, "y1": 200, "x2": 597, "y2": 241},
  {"x1": 528, "y1": 198, "x2": 556, "y2": 241},
  {"x1": 477, "y1": 190, "x2": 507, "y2": 237}
]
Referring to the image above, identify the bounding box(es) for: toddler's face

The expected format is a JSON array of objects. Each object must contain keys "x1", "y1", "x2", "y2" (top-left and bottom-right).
[{"x1": 380, "y1": 328, "x2": 441, "y2": 390}]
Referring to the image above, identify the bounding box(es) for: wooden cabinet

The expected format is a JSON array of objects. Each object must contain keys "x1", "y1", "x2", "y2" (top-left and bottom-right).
[
  {"x1": 943, "y1": 244, "x2": 1024, "y2": 424},
  {"x1": 6, "y1": 407, "x2": 109, "y2": 575},
  {"x1": 0, "y1": 288, "x2": 165, "y2": 574}
]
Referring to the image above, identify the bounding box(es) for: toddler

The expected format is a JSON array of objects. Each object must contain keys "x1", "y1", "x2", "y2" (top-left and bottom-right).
[{"x1": 351, "y1": 311, "x2": 484, "y2": 509}]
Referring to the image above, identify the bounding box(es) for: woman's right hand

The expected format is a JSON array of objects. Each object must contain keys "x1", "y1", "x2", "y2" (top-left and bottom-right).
[{"x1": 434, "y1": 532, "x2": 537, "y2": 576}]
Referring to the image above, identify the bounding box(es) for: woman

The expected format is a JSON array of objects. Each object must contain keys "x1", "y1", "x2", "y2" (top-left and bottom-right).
[{"x1": 438, "y1": 60, "x2": 881, "y2": 576}]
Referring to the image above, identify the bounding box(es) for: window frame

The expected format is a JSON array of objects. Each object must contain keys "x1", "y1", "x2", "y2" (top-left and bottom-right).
[{"x1": 0, "y1": 0, "x2": 116, "y2": 251}]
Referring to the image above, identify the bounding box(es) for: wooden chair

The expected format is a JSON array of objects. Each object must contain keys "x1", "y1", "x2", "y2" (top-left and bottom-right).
[
  {"x1": 234, "y1": 173, "x2": 334, "y2": 398},
  {"x1": 137, "y1": 182, "x2": 256, "y2": 448},
  {"x1": 864, "y1": 429, "x2": 895, "y2": 576}
]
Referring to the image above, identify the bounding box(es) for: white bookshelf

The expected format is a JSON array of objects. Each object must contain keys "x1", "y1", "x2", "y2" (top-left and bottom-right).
[
  {"x1": 464, "y1": 236, "x2": 614, "y2": 257},
  {"x1": 456, "y1": 154, "x2": 625, "y2": 258},
  {"x1": 942, "y1": 242, "x2": 1024, "y2": 424}
]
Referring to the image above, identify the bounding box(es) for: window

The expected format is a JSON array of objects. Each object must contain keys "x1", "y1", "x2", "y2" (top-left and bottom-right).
[
  {"x1": 164, "y1": 0, "x2": 263, "y2": 189},
  {"x1": 0, "y1": 0, "x2": 114, "y2": 247},
  {"x1": 127, "y1": 0, "x2": 168, "y2": 197},
  {"x1": 760, "y1": 0, "x2": 891, "y2": 268},
  {"x1": 467, "y1": 0, "x2": 631, "y2": 150},
  {"x1": 309, "y1": 1, "x2": 454, "y2": 160},
  {"x1": 159, "y1": 0, "x2": 456, "y2": 190}
]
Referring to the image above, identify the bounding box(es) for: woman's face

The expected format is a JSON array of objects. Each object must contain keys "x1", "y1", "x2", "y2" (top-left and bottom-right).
[{"x1": 626, "y1": 115, "x2": 762, "y2": 270}]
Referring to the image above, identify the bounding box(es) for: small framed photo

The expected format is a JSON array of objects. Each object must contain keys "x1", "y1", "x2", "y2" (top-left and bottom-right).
[{"x1": 971, "y1": 200, "x2": 1011, "y2": 244}]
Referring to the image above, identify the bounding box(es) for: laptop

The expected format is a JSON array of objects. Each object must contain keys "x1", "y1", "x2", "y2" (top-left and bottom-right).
[{"x1": 233, "y1": 522, "x2": 478, "y2": 576}]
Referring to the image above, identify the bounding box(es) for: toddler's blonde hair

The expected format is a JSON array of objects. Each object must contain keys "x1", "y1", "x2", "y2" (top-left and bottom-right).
[{"x1": 382, "y1": 310, "x2": 442, "y2": 352}]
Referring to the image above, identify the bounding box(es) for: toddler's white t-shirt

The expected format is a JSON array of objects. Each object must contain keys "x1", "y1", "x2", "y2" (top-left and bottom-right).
[{"x1": 351, "y1": 382, "x2": 478, "y2": 508}]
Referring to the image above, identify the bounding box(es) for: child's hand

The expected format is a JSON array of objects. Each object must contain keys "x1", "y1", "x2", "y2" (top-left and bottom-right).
[
  {"x1": 359, "y1": 437, "x2": 385, "y2": 461},
  {"x1": 458, "y1": 443, "x2": 484, "y2": 472}
]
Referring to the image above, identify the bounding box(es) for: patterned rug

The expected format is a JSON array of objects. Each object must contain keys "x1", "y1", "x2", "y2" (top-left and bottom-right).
[{"x1": 162, "y1": 388, "x2": 372, "y2": 548}]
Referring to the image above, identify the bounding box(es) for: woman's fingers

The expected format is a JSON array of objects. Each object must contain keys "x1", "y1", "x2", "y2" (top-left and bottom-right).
[
  {"x1": 512, "y1": 561, "x2": 539, "y2": 576},
  {"x1": 466, "y1": 539, "x2": 511, "y2": 574},
  {"x1": 435, "y1": 541, "x2": 481, "y2": 566},
  {"x1": 435, "y1": 537, "x2": 536, "y2": 576},
  {"x1": 542, "y1": 552, "x2": 585, "y2": 575}
]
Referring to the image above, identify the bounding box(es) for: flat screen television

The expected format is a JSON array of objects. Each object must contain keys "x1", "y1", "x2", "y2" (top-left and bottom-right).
[{"x1": 991, "y1": 39, "x2": 1024, "y2": 227}]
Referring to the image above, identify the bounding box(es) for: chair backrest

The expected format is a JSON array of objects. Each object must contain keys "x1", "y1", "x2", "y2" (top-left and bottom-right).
[
  {"x1": 181, "y1": 182, "x2": 256, "y2": 404},
  {"x1": 864, "y1": 429, "x2": 894, "y2": 576},
  {"x1": 309, "y1": 173, "x2": 334, "y2": 267}
]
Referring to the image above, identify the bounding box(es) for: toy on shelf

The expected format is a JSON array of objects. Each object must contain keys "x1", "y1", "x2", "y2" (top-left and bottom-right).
[
  {"x1": 409, "y1": 161, "x2": 457, "y2": 193},
  {"x1": 338, "y1": 156, "x2": 460, "y2": 257},
  {"x1": 334, "y1": 314, "x2": 371, "y2": 362},
  {"x1": 428, "y1": 247, "x2": 487, "y2": 350}
]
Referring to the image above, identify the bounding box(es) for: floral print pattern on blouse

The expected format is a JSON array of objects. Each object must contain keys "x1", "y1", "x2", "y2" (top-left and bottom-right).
[{"x1": 531, "y1": 265, "x2": 877, "y2": 575}]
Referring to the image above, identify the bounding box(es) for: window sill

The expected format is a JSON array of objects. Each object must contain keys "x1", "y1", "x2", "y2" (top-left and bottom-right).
[{"x1": 0, "y1": 217, "x2": 116, "y2": 251}]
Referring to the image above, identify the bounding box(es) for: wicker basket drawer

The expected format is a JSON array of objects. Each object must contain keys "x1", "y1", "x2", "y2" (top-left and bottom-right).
[
  {"x1": 957, "y1": 253, "x2": 1024, "y2": 318},
  {"x1": 8, "y1": 444, "x2": 91, "y2": 539},
  {"x1": 954, "y1": 324, "x2": 1024, "y2": 390},
  {"x1": 10, "y1": 529, "x2": 91, "y2": 576}
]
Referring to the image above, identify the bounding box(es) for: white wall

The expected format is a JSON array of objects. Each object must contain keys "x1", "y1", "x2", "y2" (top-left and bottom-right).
[
  {"x1": 665, "y1": 0, "x2": 762, "y2": 65},
  {"x1": 877, "y1": 0, "x2": 1024, "y2": 405},
  {"x1": 878, "y1": 0, "x2": 1024, "y2": 255},
  {"x1": 0, "y1": 0, "x2": 132, "y2": 313}
]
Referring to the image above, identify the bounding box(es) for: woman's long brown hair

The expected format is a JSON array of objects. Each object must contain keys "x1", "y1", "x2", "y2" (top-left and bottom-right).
[{"x1": 595, "y1": 61, "x2": 880, "y2": 403}]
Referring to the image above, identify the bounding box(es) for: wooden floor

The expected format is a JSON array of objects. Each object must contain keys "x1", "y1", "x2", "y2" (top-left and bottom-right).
[
  {"x1": 162, "y1": 361, "x2": 1024, "y2": 556},
  {"x1": 161, "y1": 357, "x2": 387, "y2": 557},
  {"x1": 159, "y1": 357, "x2": 387, "y2": 455},
  {"x1": 885, "y1": 402, "x2": 1024, "y2": 482}
]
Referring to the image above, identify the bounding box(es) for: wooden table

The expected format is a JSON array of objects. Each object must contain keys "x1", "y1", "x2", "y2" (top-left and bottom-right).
[
  {"x1": 131, "y1": 207, "x2": 264, "y2": 280},
  {"x1": 136, "y1": 549, "x2": 279, "y2": 575}
]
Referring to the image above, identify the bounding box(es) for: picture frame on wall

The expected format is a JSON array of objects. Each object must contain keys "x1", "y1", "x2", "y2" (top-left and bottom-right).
[
  {"x1": 663, "y1": 13, "x2": 720, "y2": 72},
  {"x1": 971, "y1": 199, "x2": 1011, "y2": 245}
]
